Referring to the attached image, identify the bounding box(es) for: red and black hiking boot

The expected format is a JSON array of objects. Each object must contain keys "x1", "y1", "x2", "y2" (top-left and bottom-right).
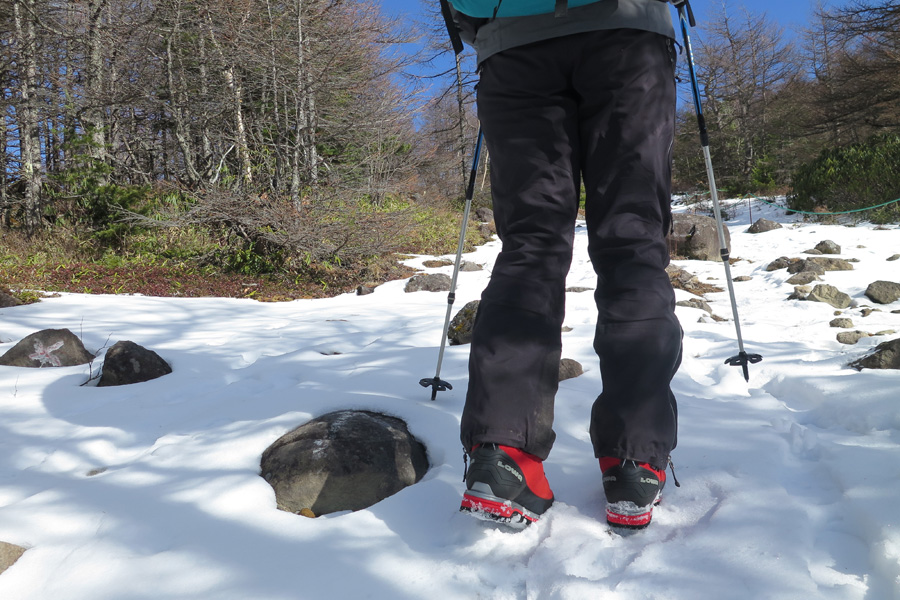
[
  {"x1": 600, "y1": 457, "x2": 666, "y2": 530},
  {"x1": 460, "y1": 444, "x2": 554, "y2": 528}
]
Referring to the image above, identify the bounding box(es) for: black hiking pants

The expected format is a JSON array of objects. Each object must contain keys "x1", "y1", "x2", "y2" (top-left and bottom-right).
[{"x1": 460, "y1": 29, "x2": 683, "y2": 471}]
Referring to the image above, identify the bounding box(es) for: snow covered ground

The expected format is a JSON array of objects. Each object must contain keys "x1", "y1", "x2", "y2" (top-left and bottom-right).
[{"x1": 1, "y1": 199, "x2": 899, "y2": 599}]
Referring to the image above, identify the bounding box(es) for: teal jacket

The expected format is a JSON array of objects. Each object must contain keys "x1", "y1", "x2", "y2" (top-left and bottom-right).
[{"x1": 449, "y1": 0, "x2": 675, "y2": 64}]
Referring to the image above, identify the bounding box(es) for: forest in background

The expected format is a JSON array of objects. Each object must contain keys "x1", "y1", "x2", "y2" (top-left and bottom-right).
[{"x1": 1, "y1": 0, "x2": 898, "y2": 298}]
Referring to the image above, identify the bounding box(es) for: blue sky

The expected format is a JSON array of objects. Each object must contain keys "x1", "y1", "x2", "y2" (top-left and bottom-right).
[{"x1": 380, "y1": 0, "x2": 832, "y2": 43}]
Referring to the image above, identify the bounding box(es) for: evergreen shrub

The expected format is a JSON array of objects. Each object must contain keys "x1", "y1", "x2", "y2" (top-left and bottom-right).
[{"x1": 788, "y1": 134, "x2": 900, "y2": 223}]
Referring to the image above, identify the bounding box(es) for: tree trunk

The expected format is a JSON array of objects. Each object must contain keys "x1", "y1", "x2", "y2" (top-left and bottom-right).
[{"x1": 12, "y1": 0, "x2": 44, "y2": 234}]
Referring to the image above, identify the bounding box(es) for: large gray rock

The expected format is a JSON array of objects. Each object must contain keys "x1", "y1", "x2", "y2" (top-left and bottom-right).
[
  {"x1": 850, "y1": 339, "x2": 900, "y2": 370},
  {"x1": 448, "y1": 300, "x2": 479, "y2": 346},
  {"x1": 807, "y1": 284, "x2": 852, "y2": 309},
  {"x1": 404, "y1": 273, "x2": 451, "y2": 293},
  {"x1": 865, "y1": 281, "x2": 900, "y2": 304},
  {"x1": 0, "y1": 541, "x2": 26, "y2": 576},
  {"x1": 747, "y1": 218, "x2": 782, "y2": 233},
  {"x1": 0, "y1": 329, "x2": 94, "y2": 367},
  {"x1": 97, "y1": 341, "x2": 172, "y2": 387},
  {"x1": 669, "y1": 214, "x2": 730, "y2": 261},
  {"x1": 260, "y1": 410, "x2": 429, "y2": 517}
]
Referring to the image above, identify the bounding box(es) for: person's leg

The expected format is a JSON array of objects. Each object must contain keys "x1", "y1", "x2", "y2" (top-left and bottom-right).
[
  {"x1": 460, "y1": 37, "x2": 582, "y2": 462},
  {"x1": 575, "y1": 29, "x2": 682, "y2": 471}
]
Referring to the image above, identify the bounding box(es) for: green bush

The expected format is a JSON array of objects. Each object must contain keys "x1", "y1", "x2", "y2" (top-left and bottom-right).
[{"x1": 788, "y1": 134, "x2": 900, "y2": 222}]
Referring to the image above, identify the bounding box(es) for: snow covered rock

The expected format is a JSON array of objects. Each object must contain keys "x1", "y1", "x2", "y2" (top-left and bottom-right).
[
  {"x1": 260, "y1": 410, "x2": 429, "y2": 517},
  {"x1": 404, "y1": 273, "x2": 451, "y2": 293},
  {"x1": 864, "y1": 280, "x2": 900, "y2": 304},
  {"x1": 0, "y1": 541, "x2": 26, "y2": 576},
  {"x1": 669, "y1": 214, "x2": 730, "y2": 261},
  {"x1": 850, "y1": 338, "x2": 900, "y2": 370},
  {"x1": 97, "y1": 340, "x2": 172, "y2": 387},
  {"x1": 0, "y1": 329, "x2": 94, "y2": 368}
]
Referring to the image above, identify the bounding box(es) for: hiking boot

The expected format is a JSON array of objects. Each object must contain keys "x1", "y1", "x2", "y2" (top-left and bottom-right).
[
  {"x1": 460, "y1": 444, "x2": 554, "y2": 528},
  {"x1": 600, "y1": 457, "x2": 665, "y2": 529}
]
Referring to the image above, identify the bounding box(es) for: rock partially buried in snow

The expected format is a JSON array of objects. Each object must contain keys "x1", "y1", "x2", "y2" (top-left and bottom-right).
[
  {"x1": 669, "y1": 214, "x2": 731, "y2": 261},
  {"x1": 806, "y1": 284, "x2": 852, "y2": 309},
  {"x1": 404, "y1": 273, "x2": 451, "y2": 293},
  {"x1": 0, "y1": 329, "x2": 94, "y2": 368},
  {"x1": 814, "y1": 240, "x2": 841, "y2": 254},
  {"x1": 260, "y1": 410, "x2": 429, "y2": 516},
  {"x1": 97, "y1": 340, "x2": 172, "y2": 387},
  {"x1": 836, "y1": 331, "x2": 870, "y2": 345},
  {"x1": 850, "y1": 338, "x2": 900, "y2": 370},
  {"x1": 747, "y1": 218, "x2": 782, "y2": 234},
  {"x1": 0, "y1": 541, "x2": 26, "y2": 576},
  {"x1": 558, "y1": 358, "x2": 583, "y2": 382}
]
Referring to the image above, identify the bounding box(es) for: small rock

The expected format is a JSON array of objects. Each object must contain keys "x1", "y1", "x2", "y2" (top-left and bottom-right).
[
  {"x1": 850, "y1": 339, "x2": 900, "y2": 370},
  {"x1": 0, "y1": 541, "x2": 26, "y2": 576},
  {"x1": 97, "y1": 341, "x2": 172, "y2": 387},
  {"x1": 459, "y1": 261, "x2": 483, "y2": 272},
  {"x1": 786, "y1": 271, "x2": 820, "y2": 286},
  {"x1": 860, "y1": 308, "x2": 880, "y2": 317},
  {"x1": 887, "y1": 254, "x2": 900, "y2": 262},
  {"x1": 766, "y1": 256, "x2": 793, "y2": 271},
  {"x1": 566, "y1": 286, "x2": 593, "y2": 293},
  {"x1": 788, "y1": 286, "x2": 811, "y2": 301},
  {"x1": 422, "y1": 259, "x2": 453, "y2": 268},
  {"x1": 803, "y1": 248, "x2": 823, "y2": 255},
  {"x1": 404, "y1": 273, "x2": 451, "y2": 293},
  {"x1": 356, "y1": 285, "x2": 375, "y2": 296},
  {"x1": 875, "y1": 330, "x2": 897, "y2": 336},
  {"x1": 561, "y1": 326, "x2": 574, "y2": 333},
  {"x1": 0, "y1": 329, "x2": 94, "y2": 368},
  {"x1": 805, "y1": 257, "x2": 855, "y2": 271},
  {"x1": 733, "y1": 276, "x2": 752, "y2": 282},
  {"x1": 815, "y1": 240, "x2": 841, "y2": 254},
  {"x1": 475, "y1": 207, "x2": 494, "y2": 222},
  {"x1": 829, "y1": 318, "x2": 854, "y2": 328},
  {"x1": 836, "y1": 331, "x2": 869, "y2": 345},
  {"x1": 864, "y1": 281, "x2": 900, "y2": 304},
  {"x1": 747, "y1": 218, "x2": 783, "y2": 233},
  {"x1": 0, "y1": 290, "x2": 22, "y2": 308},
  {"x1": 677, "y1": 298, "x2": 713, "y2": 314},
  {"x1": 558, "y1": 358, "x2": 583, "y2": 382}
]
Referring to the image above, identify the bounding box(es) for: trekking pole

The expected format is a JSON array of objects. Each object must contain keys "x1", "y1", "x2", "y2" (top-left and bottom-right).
[
  {"x1": 673, "y1": 0, "x2": 762, "y2": 381},
  {"x1": 420, "y1": 127, "x2": 485, "y2": 400}
]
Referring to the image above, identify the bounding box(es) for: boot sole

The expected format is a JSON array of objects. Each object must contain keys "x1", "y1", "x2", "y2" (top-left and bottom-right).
[
  {"x1": 606, "y1": 494, "x2": 662, "y2": 530},
  {"x1": 460, "y1": 490, "x2": 540, "y2": 528}
]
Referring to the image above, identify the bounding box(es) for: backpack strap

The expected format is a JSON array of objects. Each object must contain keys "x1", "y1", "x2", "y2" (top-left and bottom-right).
[{"x1": 440, "y1": 0, "x2": 465, "y2": 55}]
